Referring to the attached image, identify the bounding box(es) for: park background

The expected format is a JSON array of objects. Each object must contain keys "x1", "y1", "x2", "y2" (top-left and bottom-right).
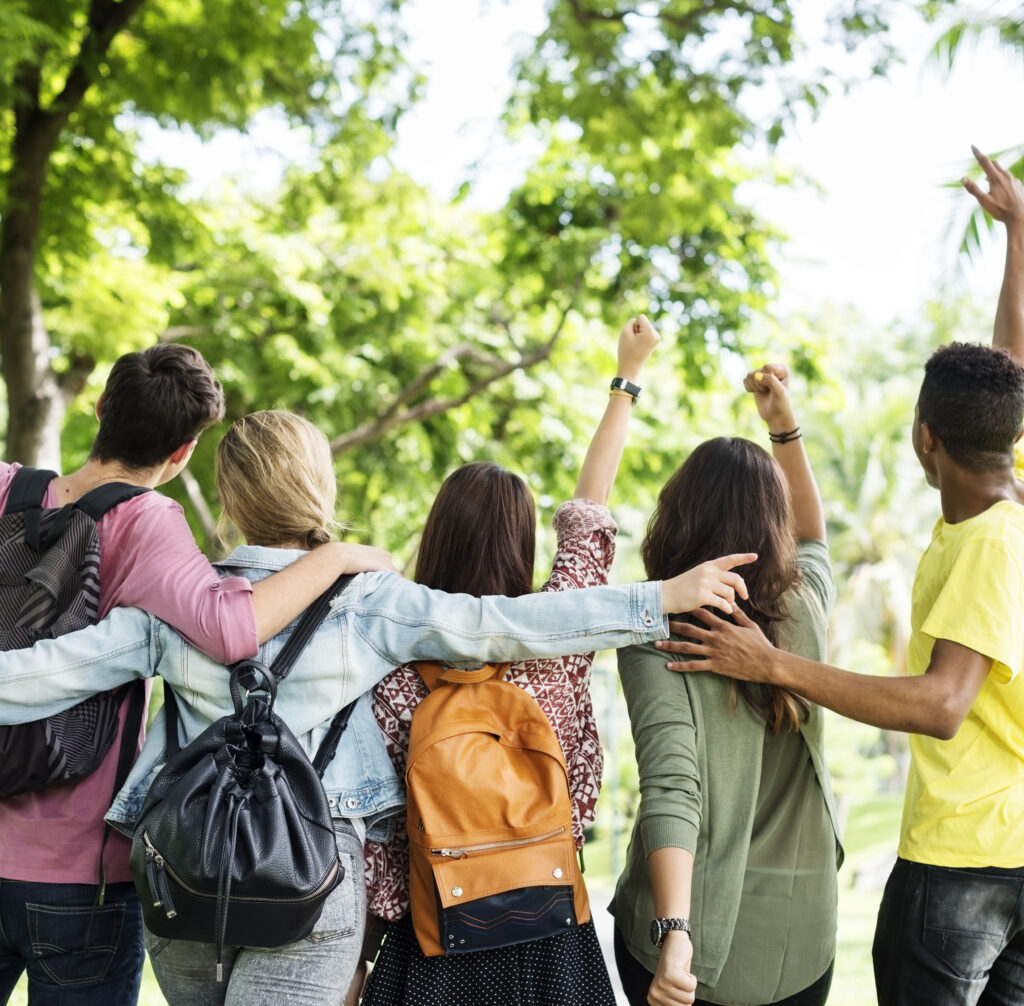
[{"x1": 4, "y1": 1, "x2": 1024, "y2": 1003}]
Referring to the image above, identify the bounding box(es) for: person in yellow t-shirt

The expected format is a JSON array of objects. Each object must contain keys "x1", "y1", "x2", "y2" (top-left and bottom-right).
[{"x1": 655, "y1": 145, "x2": 1024, "y2": 1006}]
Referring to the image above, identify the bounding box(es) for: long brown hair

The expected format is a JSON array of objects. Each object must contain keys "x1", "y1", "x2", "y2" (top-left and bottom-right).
[
  {"x1": 415, "y1": 462, "x2": 536, "y2": 598},
  {"x1": 642, "y1": 437, "x2": 809, "y2": 732}
]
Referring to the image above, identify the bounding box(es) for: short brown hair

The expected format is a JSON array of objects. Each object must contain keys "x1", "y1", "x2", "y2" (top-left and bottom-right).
[
  {"x1": 642, "y1": 437, "x2": 808, "y2": 732},
  {"x1": 415, "y1": 462, "x2": 536, "y2": 598},
  {"x1": 91, "y1": 344, "x2": 225, "y2": 468}
]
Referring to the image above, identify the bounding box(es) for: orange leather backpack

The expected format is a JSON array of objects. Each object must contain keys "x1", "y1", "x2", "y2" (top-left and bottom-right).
[{"x1": 406, "y1": 662, "x2": 590, "y2": 956}]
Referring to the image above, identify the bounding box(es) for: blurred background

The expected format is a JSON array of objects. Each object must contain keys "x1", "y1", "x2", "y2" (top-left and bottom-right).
[{"x1": 4, "y1": 1, "x2": 1024, "y2": 1001}]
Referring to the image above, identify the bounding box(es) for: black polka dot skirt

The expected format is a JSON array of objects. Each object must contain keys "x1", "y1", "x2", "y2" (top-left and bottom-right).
[{"x1": 361, "y1": 914, "x2": 617, "y2": 1006}]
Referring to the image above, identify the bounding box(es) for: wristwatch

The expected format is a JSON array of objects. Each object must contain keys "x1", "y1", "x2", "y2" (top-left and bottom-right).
[
  {"x1": 650, "y1": 917, "x2": 691, "y2": 947},
  {"x1": 609, "y1": 376, "x2": 642, "y2": 401}
]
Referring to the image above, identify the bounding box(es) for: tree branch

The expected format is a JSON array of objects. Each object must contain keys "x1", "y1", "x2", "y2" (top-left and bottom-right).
[
  {"x1": 329, "y1": 299, "x2": 576, "y2": 455},
  {"x1": 178, "y1": 468, "x2": 223, "y2": 552},
  {"x1": 49, "y1": 0, "x2": 149, "y2": 123}
]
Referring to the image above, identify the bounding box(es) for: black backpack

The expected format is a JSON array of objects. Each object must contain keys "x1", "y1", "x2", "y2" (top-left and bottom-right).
[
  {"x1": 0, "y1": 466, "x2": 148, "y2": 799},
  {"x1": 130, "y1": 573, "x2": 356, "y2": 980}
]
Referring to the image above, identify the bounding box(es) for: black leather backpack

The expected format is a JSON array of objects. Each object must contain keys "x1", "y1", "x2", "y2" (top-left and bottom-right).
[{"x1": 129, "y1": 573, "x2": 356, "y2": 980}]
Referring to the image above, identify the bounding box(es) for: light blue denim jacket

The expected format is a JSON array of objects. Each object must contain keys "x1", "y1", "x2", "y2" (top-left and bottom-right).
[{"x1": 0, "y1": 546, "x2": 667, "y2": 840}]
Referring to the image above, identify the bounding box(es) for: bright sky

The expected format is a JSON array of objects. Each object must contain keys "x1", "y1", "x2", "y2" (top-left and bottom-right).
[
  {"x1": 390, "y1": 0, "x2": 1024, "y2": 326},
  {"x1": 148, "y1": 1, "x2": 1024, "y2": 328}
]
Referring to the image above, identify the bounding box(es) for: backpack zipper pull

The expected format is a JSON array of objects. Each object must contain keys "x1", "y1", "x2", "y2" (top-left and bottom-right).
[{"x1": 143, "y1": 833, "x2": 177, "y2": 918}]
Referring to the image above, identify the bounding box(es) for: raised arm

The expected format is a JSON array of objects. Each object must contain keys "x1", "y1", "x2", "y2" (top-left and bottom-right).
[
  {"x1": 962, "y1": 145, "x2": 1024, "y2": 365},
  {"x1": 573, "y1": 315, "x2": 658, "y2": 505},
  {"x1": 743, "y1": 364, "x2": 825, "y2": 541}
]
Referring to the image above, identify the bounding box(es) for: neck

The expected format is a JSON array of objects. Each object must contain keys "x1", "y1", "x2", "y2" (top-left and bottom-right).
[
  {"x1": 53, "y1": 458, "x2": 163, "y2": 501},
  {"x1": 936, "y1": 459, "x2": 1024, "y2": 523}
]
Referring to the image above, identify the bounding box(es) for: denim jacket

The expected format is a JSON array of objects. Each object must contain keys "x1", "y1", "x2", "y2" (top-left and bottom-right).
[{"x1": 0, "y1": 546, "x2": 667, "y2": 841}]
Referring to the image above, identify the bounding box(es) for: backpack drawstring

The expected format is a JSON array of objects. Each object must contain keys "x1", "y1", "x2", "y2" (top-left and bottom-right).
[{"x1": 214, "y1": 791, "x2": 246, "y2": 982}]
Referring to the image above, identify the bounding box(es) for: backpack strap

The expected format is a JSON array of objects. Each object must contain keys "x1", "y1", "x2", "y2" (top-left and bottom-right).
[
  {"x1": 310, "y1": 700, "x2": 357, "y2": 779},
  {"x1": 414, "y1": 662, "x2": 508, "y2": 691},
  {"x1": 4, "y1": 466, "x2": 58, "y2": 514},
  {"x1": 4, "y1": 468, "x2": 148, "y2": 551},
  {"x1": 75, "y1": 482, "x2": 151, "y2": 522},
  {"x1": 164, "y1": 572, "x2": 358, "y2": 763},
  {"x1": 97, "y1": 678, "x2": 148, "y2": 904},
  {"x1": 268, "y1": 572, "x2": 355, "y2": 685}
]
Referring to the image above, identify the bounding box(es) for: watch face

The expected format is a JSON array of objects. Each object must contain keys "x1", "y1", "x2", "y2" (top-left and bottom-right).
[{"x1": 650, "y1": 919, "x2": 662, "y2": 946}]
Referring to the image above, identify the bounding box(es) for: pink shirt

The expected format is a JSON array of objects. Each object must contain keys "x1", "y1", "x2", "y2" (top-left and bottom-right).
[{"x1": 0, "y1": 462, "x2": 258, "y2": 884}]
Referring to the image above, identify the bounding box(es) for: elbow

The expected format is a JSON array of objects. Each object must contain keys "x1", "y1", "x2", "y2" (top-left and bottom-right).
[{"x1": 920, "y1": 697, "x2": 969, "y2": 741}]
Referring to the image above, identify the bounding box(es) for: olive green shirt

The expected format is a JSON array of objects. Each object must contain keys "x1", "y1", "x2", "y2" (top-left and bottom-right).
[{"x1": 610, "y1": 539, "x2": 842, "y2": 1005}]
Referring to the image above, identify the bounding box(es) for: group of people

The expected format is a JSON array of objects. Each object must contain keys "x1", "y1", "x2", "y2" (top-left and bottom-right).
[{"x1": 0, "y1": 145, "x2": 1018, "y2": 1006}]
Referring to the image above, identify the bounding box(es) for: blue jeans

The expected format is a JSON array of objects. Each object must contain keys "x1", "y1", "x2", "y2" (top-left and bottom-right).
[
  {"x1": 873, "y1": 857, "x2": 1024, "y2": 1006},
  {"x1": 0, "y1": 878, "x2": 144, "y2": 1006},
  {"x1": 145, "y1": 821, "x2": 365, "y2": 1006}
]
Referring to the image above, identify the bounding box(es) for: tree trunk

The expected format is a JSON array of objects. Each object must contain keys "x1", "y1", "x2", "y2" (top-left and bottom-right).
[
  {"x1": 0, "y1": 106, "x2": 67, "y2": 468},
  {"x1": 0, "y1": 0, "x2": 148, "y2": 467}
]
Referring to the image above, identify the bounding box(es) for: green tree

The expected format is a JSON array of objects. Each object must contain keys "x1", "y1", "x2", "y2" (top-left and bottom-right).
[{"x1": 0, "y1": 0, "x2": 411, "y2": 467}]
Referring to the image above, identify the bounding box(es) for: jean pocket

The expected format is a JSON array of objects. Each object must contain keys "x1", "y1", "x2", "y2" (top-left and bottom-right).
[
  {"x1": 26, "y1": 900, "x2": 124, "y2": 985},
  {"x1": 921, "y1": 865, "x2": 1013, "y2": 980},
  {"x1": 143, "y1": 933, "x2": 172, "y2": 959},
  {"x1": 305, "y1": 848, "x2": 360, "y2": 944}
]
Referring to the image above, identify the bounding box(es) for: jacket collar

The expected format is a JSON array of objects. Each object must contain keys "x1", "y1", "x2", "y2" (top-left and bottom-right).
[{"x1": 214, "y1": 544, "x2": 308, "y2": 572}]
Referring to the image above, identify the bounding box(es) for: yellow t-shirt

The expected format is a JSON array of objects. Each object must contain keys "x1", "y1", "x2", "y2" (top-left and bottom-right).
[{"x1": 898, "y1": 452, "x2": 1024, "y2": 867}]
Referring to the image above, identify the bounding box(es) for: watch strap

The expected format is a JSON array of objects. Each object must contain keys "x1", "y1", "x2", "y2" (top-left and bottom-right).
[
  {"x1": 651, "y1": 916, "x2": 691, "y2": 947},
  {"x1": 609, "y1": 376, "x2": 642, "y2": 401}
]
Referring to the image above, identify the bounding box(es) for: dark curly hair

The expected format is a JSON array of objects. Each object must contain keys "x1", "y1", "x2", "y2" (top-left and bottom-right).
[{"x1": 918, "y1": 342, "x2": 1024, "y2": 472}]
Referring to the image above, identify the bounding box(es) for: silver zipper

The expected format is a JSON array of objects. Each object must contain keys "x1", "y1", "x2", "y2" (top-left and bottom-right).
[
  {"x1": 141, "y1": 831, "x2": 340, "y2": 903},
  {"x1": 431, "y1": 826, "x2": 566, "y2": 859}
]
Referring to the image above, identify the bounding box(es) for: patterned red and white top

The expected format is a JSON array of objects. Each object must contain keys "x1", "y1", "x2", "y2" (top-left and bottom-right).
[{"x1": 364, "y1": 497, "x2": 616, "y2": 922}]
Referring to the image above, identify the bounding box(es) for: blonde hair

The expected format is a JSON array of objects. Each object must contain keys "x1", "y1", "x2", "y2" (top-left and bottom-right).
[{"x1": 216, "y1": 410, "x2": 339, "y2": 549}]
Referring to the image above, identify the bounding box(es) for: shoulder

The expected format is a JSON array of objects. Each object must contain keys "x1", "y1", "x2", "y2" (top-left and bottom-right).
[
  {"x1": 791, "y1": 539, "x2": 836, "y2": 615},
  {"x1": 939, "y1": 504, "x2": 1024, "y2": 580},
  {"x1": 95, "y1": 489, "x2": 186, "y2": 540},
  {"x1": 0, "y1": 462, "x2": 19, "y2": 510}
]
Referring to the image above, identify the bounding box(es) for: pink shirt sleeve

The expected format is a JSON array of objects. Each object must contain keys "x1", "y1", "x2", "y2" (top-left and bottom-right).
[{"x1": 91, "y1": 491, "x2": 258, "y2": 664}]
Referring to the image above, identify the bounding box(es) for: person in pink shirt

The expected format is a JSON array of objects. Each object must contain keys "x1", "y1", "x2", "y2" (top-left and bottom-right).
[{"x1": 0, "y1": 344, "x2": 391, "y2": 1006}]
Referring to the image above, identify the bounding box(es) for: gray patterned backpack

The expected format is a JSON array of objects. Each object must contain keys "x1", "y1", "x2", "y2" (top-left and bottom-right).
[{"x1": 0, "y1": 466, "x2": 148, "y2": 799}]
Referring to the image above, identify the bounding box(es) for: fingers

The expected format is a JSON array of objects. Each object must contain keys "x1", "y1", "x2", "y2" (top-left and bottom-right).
[
  {"x1": 962, "y1": 175, "x2": 995, "y2": 213},
  {"x1": 712, "y1": 552, "x2": 758, "y2": 572},
  {"x1": 972, "y1": 143, "x2": 998, "y2": 179},
  {"x1": 710, "y1": 554, "x2": 755, "y2": 599},
  {"x1": 729, "y1": 604, "x2": 757, "y2": 627}
]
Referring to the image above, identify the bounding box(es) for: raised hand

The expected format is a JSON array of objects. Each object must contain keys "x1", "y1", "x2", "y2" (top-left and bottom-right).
[
  {"x1": 742, "y1": 363, "x2": 795, "y2": 431},
  {"x1": 617, "y1": 314, "x2": 660, "y2": 381},
  {"x1": 660, "y1": 553, "x2": 756, "y2": 616},
  {"x1": 962, "y1": 145, "x2": 1024, "y2": 226}
]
